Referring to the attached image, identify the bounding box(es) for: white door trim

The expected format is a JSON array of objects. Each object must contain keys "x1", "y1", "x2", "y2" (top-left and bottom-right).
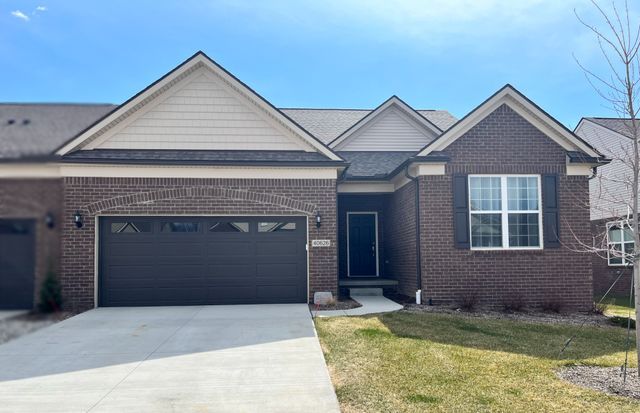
[{"x1": 346, "y1": 211, "x2": 379, "y2": 277}]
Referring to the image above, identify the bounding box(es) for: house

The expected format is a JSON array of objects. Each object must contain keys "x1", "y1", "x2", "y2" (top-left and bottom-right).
[
  {"x1": 575, "y1": 117, "x2": 635, "y2": 297},
  {"x1": 0, "y1": 51, "x2": 605, "y2": 312}
]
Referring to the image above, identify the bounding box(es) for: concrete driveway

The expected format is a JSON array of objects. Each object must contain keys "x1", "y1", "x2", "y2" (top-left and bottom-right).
[{"x1": 0, "y1": 305, "x2": 340, "y2": 413}]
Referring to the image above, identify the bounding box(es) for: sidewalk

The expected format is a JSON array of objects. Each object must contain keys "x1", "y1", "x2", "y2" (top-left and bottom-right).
[{"x1": 313, "y1": 295, "x2": 403, "y2": 318}]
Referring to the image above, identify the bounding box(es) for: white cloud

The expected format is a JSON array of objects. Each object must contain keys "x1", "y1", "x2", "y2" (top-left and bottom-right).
[
  {"x1": 35, "y1": 6, "x2": 47, "y2": 12},
  {"x1": 10, "y1": 10, "x2": 30, "y2": 21}
]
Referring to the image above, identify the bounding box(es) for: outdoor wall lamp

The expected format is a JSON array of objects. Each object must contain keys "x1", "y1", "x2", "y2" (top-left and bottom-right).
[
  {"x1": 45, "y1": 212, "x2": 55, "y2": 229},
  {"x1": 315, "y1": 211, "x2": 322, "y2": 228},
  {"x1": 73, "y1": 211, "x2": 83, "y2": 229}
]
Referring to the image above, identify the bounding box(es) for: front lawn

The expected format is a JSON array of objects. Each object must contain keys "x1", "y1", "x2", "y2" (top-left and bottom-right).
[
  {"x1": 597, "y1": 295, "x2": 636, "y2": 320},
  {"x1": 316, "y1": 311, "x2": 640, "y2": 412}
]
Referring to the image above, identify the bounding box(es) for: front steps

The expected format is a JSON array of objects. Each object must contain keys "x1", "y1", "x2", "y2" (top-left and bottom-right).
[{"x1": 349, "y1": 287, "x2": 383, "y2": 296}]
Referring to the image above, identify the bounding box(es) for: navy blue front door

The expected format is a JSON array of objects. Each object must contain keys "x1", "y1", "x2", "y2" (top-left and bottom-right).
[{"x1": 348, "y1": 213, "x2": 377, "y2": 276}]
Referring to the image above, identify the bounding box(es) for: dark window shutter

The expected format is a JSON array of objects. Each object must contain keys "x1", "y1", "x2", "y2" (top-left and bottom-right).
[
  {"x1": 452, "y1": 174, "x2": 470, "y2": 249},
  {"x1": 542, "y1": 174, "x2": 560, "y2": 248}
]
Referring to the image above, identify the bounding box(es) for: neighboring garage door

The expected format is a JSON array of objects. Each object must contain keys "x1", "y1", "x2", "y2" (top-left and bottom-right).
[
  {"x1": 0, "y1": 219, "x2": 35, "y2": 310},
  {"x1": 99, "y1": 216, "x2": 307, "y2": 306}
]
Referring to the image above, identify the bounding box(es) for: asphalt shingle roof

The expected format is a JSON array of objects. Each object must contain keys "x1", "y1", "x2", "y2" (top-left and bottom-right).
[
  {"x1": 337, "y1": 151, "x2": 417, "y2": 179},
  {"x1": 0, "y1": 104, "x2": 456, "y2": 164},
  {"x1": 282, "y1": 109, "x2": 457, "y2": 144},
  {"x1": 63, "y1": 149, "x2": 338, "y2": 164},
  {"x1": 586, "y1": 117, "x2": 638, "y2": 139},
  {"x1": 0, "y1": 103, "x2": 116, "y2": 160}
]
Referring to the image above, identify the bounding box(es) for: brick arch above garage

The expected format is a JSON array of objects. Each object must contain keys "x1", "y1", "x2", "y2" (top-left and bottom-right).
[{"x1": 80, "y1": 186, "x2": 319, "y2": 216}]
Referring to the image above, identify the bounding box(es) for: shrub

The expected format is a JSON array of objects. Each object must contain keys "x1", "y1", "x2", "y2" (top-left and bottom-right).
[
  {"x1": 457, "y1": 290, "x2": 478, "y2": 312},
  {"x1": 541, "y1": 298, "x2": 564, "y2": 313},
  {"x1": 591, "y1": 301, "x2": 609, "y2": 315},
  {"x1": 39, "y1": 267, "x2": 62, "y2": 313},
  {"x1": 609, "y1": 316, "x2": 636, "y2": 329},
  {"x1": 502, "y1": 294, "x2": 526, "y2": 312}
]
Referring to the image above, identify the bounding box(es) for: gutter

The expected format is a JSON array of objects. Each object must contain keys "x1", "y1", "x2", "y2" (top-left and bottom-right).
[{"x1": 404, "y1": 164, "x2": 423, "y2": 304}]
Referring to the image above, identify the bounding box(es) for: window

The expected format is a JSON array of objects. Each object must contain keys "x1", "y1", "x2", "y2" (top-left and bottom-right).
[
  {"x1": 469, "y1": 175, "x2": 542, "y2": 249},
  {"x1": 209, "y1": 222, "x2": 249, "y2": 233},
  {"x1": 607, "y1": 221, "x2": 634, "y2": 266},
  {"x1": 160, "y1": 222, "x2": 200, "y2": 233},
  {"x1": 258, "y1": 222, "x2": 296, "y2": 232},
  {"x1": 110, "y1": 221, "x2": 152, "y2": 233}
]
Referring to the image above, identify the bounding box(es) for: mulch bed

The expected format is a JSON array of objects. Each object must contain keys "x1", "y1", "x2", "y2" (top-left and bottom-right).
[
  {"x1": 400, "y1": 303, "x2": 614, "y2": 327},
  {"x1": 557, "y1": 366, "x2": 640, "y2": 400},
  {"x1": 309, "y1": 298, "x2": 362, "y2": 311},
  {"x1": 0, "y1": 311, "x2": 73, "y2": 345}
]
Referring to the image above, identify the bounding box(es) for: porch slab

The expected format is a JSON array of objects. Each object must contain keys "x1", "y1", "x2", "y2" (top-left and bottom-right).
[{"x1": 339, "y1": 278, "x2": 399, "y2": 287}]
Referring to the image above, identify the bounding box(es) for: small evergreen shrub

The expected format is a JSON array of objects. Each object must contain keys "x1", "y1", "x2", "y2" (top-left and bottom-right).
[{"x1": 39, "y1": 268, "x2": 62, "y2": 312}]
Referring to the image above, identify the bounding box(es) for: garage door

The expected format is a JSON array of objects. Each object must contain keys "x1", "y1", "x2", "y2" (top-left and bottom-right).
[
  {"x1": 0, "y1": 219, "x2": 35, "y2": 310},
  {"x1": 99, "y1": 216, "x2": 307, "y2": 306}
]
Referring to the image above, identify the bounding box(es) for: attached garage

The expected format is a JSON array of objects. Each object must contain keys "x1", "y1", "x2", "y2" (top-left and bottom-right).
[
  {"x1": 99, "y1": 216, "x2": 308, "y2": 307},
  {"x1": 0, "y1": 219, "x2": 36, "y2": 310}
]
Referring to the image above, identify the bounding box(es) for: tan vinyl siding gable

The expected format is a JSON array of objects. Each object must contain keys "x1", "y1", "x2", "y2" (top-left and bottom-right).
[
  {"x1": 335, "y1": 106, "x2": 437, "y2": 151},
  {"x1": 92, "y1": 69, "x2": 314, "y2": 151},
  {"x1": 576, "y1": 120, "x2": 635, "y2": 220}
]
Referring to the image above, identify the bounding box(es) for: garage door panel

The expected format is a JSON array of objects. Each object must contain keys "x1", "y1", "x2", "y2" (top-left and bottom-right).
[
  {"x1": 207, "y1": 264, "x2": 255, "y2": 278},
  {"x1": 107, "y1": 243, "x2": 156, "y2": 257},
  {"x1": 106, "y1": 265, "x2": 155, "y2": 278},
  {"x1": 100, "y1": 216, "x2": 307, "y2": 306},
  {"x1": 206, "y1": 241, "x2": 255, "y2": 256},
  {"x1": 0, "y1": 220, "x2": 35, "y2": 309},
  {"x1": 155, "y1": 287, "x2": 206, "y2": 303},
  {"x1": 256, "y1": 285, "x2": 300, "y2": 302}
]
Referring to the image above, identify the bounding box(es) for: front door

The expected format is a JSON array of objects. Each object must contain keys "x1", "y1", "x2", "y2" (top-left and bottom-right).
[{"x1": 348, "y1": 213, "x2": 378, "y2": 277}]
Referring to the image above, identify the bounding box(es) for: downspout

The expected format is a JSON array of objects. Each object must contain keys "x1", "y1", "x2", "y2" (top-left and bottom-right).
[{"x1": 405, "y1": 163, "x2": 423, "y2": 304}]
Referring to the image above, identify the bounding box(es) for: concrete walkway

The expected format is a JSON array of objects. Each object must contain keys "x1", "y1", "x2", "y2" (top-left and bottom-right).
[
  {"x1": 0, "y1": 310, "x2": 28, "y2": 321},
  {"x1": 0, "y1": 305, "x2": 340, "y2": 413},
  {"x1": 313, "y1": 295, "x2": 404, "y2": 318}
]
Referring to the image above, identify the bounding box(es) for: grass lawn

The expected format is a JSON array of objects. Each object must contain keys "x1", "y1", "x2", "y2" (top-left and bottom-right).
[
  {"x1": 597, "y1": 295, "x2": 636, "y2": 320},
  {"x1": 316, "y1": 311, "x2": 640, "y2": 412}
]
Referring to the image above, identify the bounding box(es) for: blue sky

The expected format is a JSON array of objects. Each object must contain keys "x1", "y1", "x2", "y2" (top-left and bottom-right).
[{"x1": 0, "y1": 0, "x2": 637, "y2": 128}]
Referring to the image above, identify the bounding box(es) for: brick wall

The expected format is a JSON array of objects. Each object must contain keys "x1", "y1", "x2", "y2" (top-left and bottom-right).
[
  {"x1": 591, "y1": 218, "x2": 633, "y2": 297},
  {"x1": 386, "y1": 181, "x2": 418, "y2": 296},
  {"x1": 0, "y1": 179, "x2": 62, "y2": 308},
  {"x1": 420, "y1": 104, "x2": 594, "y2": 311},
  {"x1": 61, "y1": 177, "x2": 337, "y2": 312}
]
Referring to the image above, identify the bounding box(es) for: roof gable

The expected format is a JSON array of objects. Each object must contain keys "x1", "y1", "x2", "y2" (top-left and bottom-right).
[
  {"x1": 417, "y1": 85, "x2": 602, "y2": 158},
  {"x1": 329, "y1": 96, "x2": 442, "y2": 151},
  {"x1": 55, "y1": 52, "x2": 342, "y2": 161}
]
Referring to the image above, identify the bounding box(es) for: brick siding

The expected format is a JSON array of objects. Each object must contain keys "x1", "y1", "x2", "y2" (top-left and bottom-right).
[
  {"x1": 0, "y1": 179, "x2": 62, "y2": 308},
  {"x1": 420, "y1": 104, "x2": 594, "y2": 311},
  {"x1": 386, "y1": 181, "x2": 418, "y2": 296},
  {"x1": 61, "y1": 177, "x2": 337, "y2": 312}
]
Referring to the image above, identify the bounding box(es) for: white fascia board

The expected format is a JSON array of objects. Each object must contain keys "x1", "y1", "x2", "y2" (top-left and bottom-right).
[
  {"x1": 337, "y1": 181, "x2": 395, "y2": 193},
  {"x1": 56, "y1": 54, "x2": 342, "y2": 161},
  {"x1": 0, "y1": 163, "x2": 61, "y2": 178},
  {"x1": 418, "y1": 87, "x2": 601, "y2": 158},
  {"x1": 566, "y1": 163, "x2": 594, "y2": 176},
  {"x1": 58, "y1": 164, "x2": 339, "y2": 179},
  {"x1": 329, "y1": 97, "x2": 441, "y2": 149},
  {"x1": 0, "y1": 163, "x2": 339, "y2": 180}
]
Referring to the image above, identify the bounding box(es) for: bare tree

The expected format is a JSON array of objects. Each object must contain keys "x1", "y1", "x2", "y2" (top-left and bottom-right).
[{"x1": 575, "y1": 0, "x2": 640, "y2": 374}]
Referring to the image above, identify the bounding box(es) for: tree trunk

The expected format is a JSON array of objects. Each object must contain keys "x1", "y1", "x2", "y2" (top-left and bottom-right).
[{"x1": 635, "y1": 261, "x2": 640, "y2": 375}]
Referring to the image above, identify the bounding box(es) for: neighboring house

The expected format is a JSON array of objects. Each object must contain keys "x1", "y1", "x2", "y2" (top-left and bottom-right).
[
  {"x1": 0, "y1": 51, "x2": 605, "y2": 312},
  {"x1": 575, "y1": 118, "x2": 636, "y2": 296}
]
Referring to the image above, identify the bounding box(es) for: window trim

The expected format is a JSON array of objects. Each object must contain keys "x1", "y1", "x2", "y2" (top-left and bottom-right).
[
  {"x1": 468, "y1": 174, "x2": 543, "y2": 251},
  {"x1": 606, "y1": 220, "x2": 634, "y2": 267}
]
